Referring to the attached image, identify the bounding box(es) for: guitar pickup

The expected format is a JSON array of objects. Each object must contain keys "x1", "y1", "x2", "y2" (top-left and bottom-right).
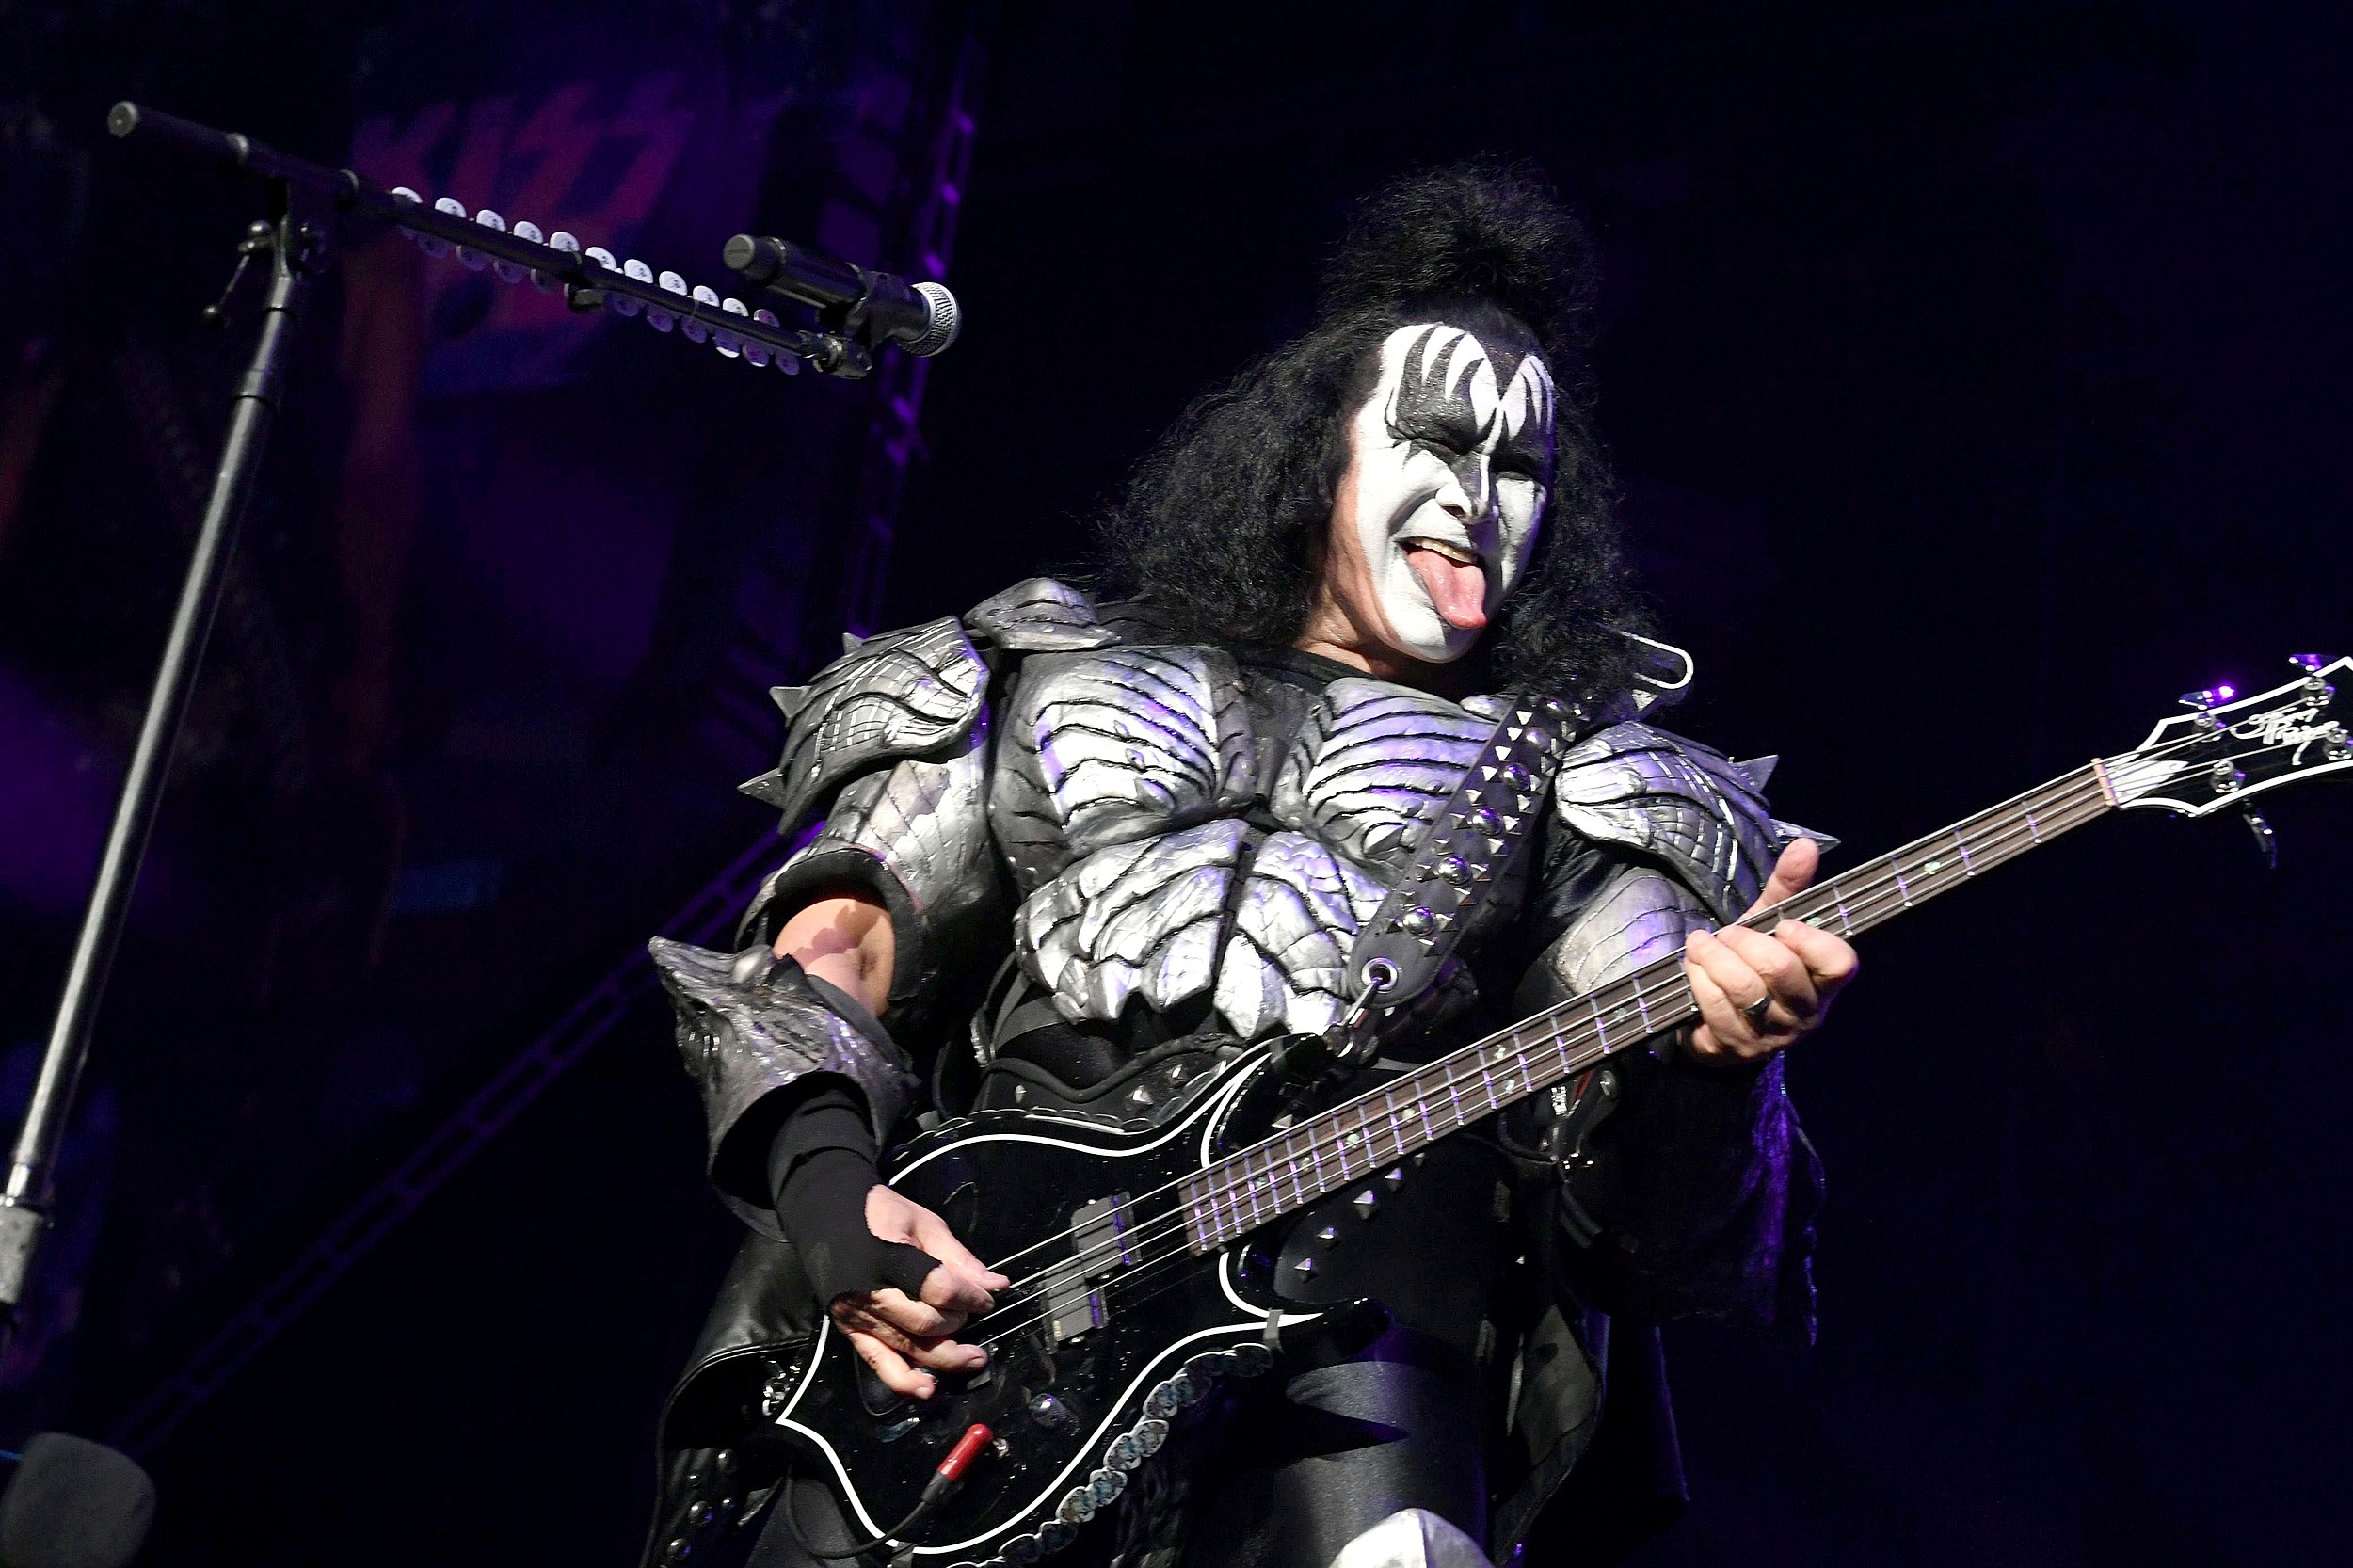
[{"x1": 1046, "y1": 1193, "x2": 1131, "y2": 1345}]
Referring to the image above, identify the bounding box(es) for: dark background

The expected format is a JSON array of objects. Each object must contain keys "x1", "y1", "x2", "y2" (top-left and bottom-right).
[{"x1": 4, "y1": 2, "x2": 2349, "y2": 1563}]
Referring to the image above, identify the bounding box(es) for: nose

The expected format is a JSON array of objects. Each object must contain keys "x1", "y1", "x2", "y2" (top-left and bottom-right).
[{"x1": 1436, "y1": 455, "x2": 1497, "y2": 529}]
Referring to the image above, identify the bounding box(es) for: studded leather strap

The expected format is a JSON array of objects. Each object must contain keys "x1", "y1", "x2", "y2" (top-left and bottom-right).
[{"x1": 1341, "y1": 695, "x2": 1581, "y2": 1023}]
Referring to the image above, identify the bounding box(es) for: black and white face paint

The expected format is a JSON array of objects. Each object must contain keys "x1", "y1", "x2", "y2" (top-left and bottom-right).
[{"x1": 1348, "y1": 322, "x2": 1556, "y2": 662}]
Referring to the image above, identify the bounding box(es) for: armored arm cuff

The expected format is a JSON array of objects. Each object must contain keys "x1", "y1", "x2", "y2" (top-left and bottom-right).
[{"x1": 649, "y1": 937, "x2": 919, "y2": 1238}]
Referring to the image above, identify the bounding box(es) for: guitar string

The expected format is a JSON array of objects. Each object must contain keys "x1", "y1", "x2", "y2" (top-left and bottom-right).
[
  {"x1": 935, "y1": 700, "x2": 2324, "y2": 1312},
  {"x1": 968, "y1": 767, "x2": 2116, "y2": 1315},
  {"x1": 969, "y1": 773, "x2": 2112, "y2": 1325},
  {"x1": 965, "y1": 783, "x2": 2120, "y2": 1356},
  {"x1": 957, "y1": 779, "x2": 2119, "y2": 1347},
  {"x1": 968, "y1": 787, "x2": 2124, "y2": 1355},
  {"x1": 966, "y1": 697, "x2": 2327, "y2": 1313}
]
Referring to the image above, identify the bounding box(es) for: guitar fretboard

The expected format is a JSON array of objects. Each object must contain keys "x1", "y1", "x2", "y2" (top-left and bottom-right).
[{"x1": 1179, "y1": 760, "x2": 2118, "y2": 1250}]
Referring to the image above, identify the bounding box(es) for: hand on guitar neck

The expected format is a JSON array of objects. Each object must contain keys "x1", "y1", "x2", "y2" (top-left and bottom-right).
[
  {"x1": 772, "y1": 893, "x2": 1009, "y2": 1402},
  {"x1": 1681, "y1": 838, "x2": 1861, "y2": 1064}
]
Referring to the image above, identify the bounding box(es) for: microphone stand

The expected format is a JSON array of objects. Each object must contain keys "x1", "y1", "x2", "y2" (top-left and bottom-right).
[
  {"x1": 0, "y1": 98, "x2": 891, "y2": 1345},
  {"x1": 0, "y1": 112, "x2": 338, "y2": 1342}
]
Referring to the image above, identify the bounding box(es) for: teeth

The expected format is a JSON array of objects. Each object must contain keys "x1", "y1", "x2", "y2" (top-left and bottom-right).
[{"x1": 1403, "y1": 537, "x2": 1481, "y2": 567}]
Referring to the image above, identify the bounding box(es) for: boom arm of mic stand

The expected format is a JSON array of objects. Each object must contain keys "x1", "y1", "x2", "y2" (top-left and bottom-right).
[{"x1": 105, "y1": 103, "x2": 870, "y2": 377}]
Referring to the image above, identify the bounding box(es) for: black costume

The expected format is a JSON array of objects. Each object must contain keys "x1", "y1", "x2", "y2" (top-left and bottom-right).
[{"x1": 641, "y1": 167, "x2": 1824, "y2": 1568}]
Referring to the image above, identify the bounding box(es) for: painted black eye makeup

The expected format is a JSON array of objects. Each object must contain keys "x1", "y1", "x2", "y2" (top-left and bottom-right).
[{"x1": 1385, "y1": 327, "x2": 1497, "y2": 456}]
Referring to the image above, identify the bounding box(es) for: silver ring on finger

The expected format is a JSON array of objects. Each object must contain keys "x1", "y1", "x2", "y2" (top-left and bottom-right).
[{"x1": 1740, "y1": 992, "x2": 1772, "y2": 1029}]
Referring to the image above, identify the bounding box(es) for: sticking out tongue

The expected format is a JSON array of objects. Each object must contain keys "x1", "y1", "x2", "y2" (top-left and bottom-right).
[{"x1": 1406, "y1": 546, "x2": 1489, "y2": 631}]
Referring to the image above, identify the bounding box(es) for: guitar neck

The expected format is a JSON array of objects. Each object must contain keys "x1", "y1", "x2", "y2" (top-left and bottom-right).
[{"x1": 1181, "y1": 759, "x2": 2120, "y2": 1250}]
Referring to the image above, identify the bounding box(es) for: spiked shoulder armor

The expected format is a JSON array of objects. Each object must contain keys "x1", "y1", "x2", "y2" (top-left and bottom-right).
[
  {"x1": 737, "y1": 617, "x2": 989, "y2": 836},
  {"x1": 1549, "y1": 721, "x2": 1829, "y2": 920}
]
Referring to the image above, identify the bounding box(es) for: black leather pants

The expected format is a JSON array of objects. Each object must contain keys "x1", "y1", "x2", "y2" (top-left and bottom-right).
[{"x1": 1177, "y1": 1327, "x2": 1490, "y2": 1568}]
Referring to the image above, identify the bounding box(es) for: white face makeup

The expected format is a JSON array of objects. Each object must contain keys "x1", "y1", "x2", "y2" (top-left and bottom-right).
[{"x1": 1346, "y1": 322, "x2": 1556, "y2": 663}]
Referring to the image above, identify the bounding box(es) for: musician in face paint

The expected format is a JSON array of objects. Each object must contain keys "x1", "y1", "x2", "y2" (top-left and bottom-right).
[
  {"x1": 646, "y1": 165, "x2": 1860, "y2": 1568},
  {"x1": 1302, "y1": 317, "x2": 1558, "y2": 671}
]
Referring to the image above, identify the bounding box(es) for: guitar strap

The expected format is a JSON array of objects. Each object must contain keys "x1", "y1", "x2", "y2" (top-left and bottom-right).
[{"x1": 1338, "y1": 694, "x2": 1583, "y2": 1038}]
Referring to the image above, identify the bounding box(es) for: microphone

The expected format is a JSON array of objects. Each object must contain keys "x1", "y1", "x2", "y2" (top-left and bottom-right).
[
  {"x1": 721, "y1": 234, "x2": 960, "y2": 357},
  {"x1": 0, "y1": 1433, "x2": 155, "y2": 1568}
]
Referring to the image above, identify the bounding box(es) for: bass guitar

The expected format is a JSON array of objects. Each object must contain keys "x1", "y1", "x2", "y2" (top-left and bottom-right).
[{"x1": 763, "y1": 655, "x2": 2351, "y2": 1568}]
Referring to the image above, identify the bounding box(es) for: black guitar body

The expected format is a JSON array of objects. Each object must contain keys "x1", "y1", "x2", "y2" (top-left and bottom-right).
[{"x1": 764, "y1": 1049, "x2": 1341, "y2": 1567}]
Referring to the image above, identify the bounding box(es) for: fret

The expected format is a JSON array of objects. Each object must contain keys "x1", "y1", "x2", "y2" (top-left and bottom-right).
[{"x1": 1187, "y1": 767, "x2": 2119, "y2": 1248}]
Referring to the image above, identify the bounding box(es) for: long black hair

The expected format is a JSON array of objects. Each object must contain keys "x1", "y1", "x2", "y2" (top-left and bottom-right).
[{"x1": 1095, "y1": 160, "x2": 1647, "y2": 711}]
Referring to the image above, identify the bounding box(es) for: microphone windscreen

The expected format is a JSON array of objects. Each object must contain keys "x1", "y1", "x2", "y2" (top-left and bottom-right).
[
  {"x1": 908, "y1": 281, "x2": 960, "y2": 357},
  {"x1": 0, "y1": 1433, "x2": 156, "y2": 1568}
]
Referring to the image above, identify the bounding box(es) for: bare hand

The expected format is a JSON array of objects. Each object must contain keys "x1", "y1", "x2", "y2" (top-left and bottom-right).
[
  {"x1": 832, "y1": 1184, "x2": 1011, "y2": 1400},
  {"x1": 1681, "y1": 838, "x2": 1859, "y2": 1064}
]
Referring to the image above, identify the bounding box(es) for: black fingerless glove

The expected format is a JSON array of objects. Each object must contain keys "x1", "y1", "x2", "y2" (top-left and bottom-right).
[{"x1": 765, "y1": 973, "x2": 939, "y2": 1306}]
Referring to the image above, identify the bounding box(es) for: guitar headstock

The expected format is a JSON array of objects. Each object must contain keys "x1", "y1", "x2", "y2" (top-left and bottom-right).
[{"x1": 2102, "y1": 654, "x2": 2353, "y2": 817}]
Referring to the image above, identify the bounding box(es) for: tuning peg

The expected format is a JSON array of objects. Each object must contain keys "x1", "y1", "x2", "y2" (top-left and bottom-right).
[
  {"x1": 2290, "y1": 653, "x2": 2331, "y2": 671},
  {"x1": 2242, "y1": 808, "x2": 2279, "y2": 870},
  {"x1": 2178, "y1": 685, "x2": 2235, "y2": 710}
]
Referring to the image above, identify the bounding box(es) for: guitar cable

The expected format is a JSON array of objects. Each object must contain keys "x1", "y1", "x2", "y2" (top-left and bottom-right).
[{"x1": 784, "y1": 1422, "x2": 993, "y2": 1561}]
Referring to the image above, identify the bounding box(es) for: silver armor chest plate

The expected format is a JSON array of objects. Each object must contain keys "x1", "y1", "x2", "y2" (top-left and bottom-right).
[{"x1": 992, "y1": 648, "x2": 1509, "y2": 1041}]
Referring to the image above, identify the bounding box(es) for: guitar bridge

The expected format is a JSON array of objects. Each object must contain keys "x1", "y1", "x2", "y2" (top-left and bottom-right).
[{"x1": 1046, "y1": 1193, "x2": 1132, "y2": 1345}]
